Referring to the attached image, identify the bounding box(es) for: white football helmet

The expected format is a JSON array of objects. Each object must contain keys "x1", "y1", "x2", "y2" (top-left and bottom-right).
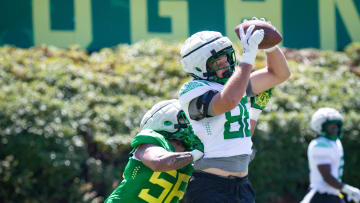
[
  {"x1": 140, "y1": 99, "x2": 182, "y2": 133},
  {"x1": 310, "y1": 107, "x2": 344, "y2": 135},
  {"x1": 180, "y1": 31, "x2": 236, "y2": 84},
  {"x1": 140, "y1": 99, "x2": 198, "y2": 149}
]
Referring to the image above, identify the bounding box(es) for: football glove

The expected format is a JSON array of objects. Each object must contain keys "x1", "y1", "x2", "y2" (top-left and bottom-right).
[
  {"x1": 190, "y1": 134, "x2": 204, "y2": 152},
  {"x1": 189, "y1": 135, "x2": 204, "y2": 161},
  {"x1": 342, "y1": 184, "x2": 360, "y2": 203},
  {"x1": 190, "y1": 150, "x2": 204, "y2": 161},
  {"x1": 239, "y1": 23, "x2": 264, "y2": 66}
]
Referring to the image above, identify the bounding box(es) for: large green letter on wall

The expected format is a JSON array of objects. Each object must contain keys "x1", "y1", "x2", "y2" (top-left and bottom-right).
[
  {"x1": 32, "y1": 0, "x2": 92, "y2": 48},
  {"x1": 130, "y1": 0, "x2": 188, "y2": 43},
  {"x1": 319, "y1": 0, "x2": 360, "y2": 50},
  {"x1": 225, "y1": 0, "x2": 282, "y2": 45}
]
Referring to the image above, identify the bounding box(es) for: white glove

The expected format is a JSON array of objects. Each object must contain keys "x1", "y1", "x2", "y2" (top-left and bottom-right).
[
  {"x1": 342, "y1": 184, "x2": 360, "y2": 203},
  {"x1": 190, "y1": 150, "x2": 204, "y2": 161},
  {"x1": 239, "y1": 23, "x2": 264, "y2": 65}
]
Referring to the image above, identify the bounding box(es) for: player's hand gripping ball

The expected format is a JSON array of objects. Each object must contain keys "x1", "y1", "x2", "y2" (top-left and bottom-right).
[{"x1": 235, "y1": 17, "x2": 282, "y2": 49}]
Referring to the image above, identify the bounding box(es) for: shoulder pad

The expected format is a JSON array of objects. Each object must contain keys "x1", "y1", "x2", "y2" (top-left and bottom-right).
[
  {"x1": 131, "y1": 129, "x2": 171, "y2": 150},
  {"x1": 179, "y1": 80, "x2": 211, "y2": 96},
  {"x1": 314, "y1": 138, "x2": 332, "y2": 148}
]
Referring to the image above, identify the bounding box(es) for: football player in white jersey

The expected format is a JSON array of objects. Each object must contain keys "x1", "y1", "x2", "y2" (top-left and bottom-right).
[
  {"x1": 301, "y1": 108, "x2": 360, "y2": 203},
  {"x1": 178, "y1": 17, "x2": 290, "y2": 203}
]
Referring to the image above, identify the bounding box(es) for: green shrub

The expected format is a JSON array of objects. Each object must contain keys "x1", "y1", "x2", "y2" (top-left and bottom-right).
[
  {"x1": 0, "y1": 40, "x2": 187, "y2": 202},
  {"x1": 345, "y1": 42, "x2": 360, "y2": 67}
]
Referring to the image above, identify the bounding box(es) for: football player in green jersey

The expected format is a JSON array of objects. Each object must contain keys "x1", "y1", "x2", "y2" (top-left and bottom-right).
[{"x1": 105, "y1": 99, "x2": 204, "y2": 203}]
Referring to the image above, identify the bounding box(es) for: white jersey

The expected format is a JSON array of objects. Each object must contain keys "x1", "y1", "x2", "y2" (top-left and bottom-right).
[
  {"x1": 178, "y1": 80, "x2": 252, "y2": 158},
  {"x1": 307, "y1": 137, "x2": 344, "y2": 195}
]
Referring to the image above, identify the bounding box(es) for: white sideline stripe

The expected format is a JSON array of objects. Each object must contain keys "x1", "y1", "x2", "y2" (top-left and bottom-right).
[{"x1": 300, "y1": 189, "x2": 317, "y2": 203}]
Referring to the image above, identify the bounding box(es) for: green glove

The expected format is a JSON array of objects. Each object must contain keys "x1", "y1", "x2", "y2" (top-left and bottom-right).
[{"x1": 190, "y1": 135, "x2": 204, "y2": 153}]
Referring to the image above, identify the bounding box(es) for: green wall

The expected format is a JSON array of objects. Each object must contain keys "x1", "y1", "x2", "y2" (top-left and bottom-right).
[{"x1": 1, "y1": 0, "x2": 359, "y2": 51}]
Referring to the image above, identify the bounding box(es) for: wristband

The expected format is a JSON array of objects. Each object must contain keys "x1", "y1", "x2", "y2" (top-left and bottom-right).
[
  {"x1": 241, "y1": 51, "x2": 257, "y2": 66},
  {"x1": 264, "y1": 45, "x2": 278, "y2": 53},
  {"x1": 249, "y1": 107, "x2": 262, "y2": 121}
]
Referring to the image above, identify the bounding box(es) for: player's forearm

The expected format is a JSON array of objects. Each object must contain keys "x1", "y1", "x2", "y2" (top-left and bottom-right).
[
  {"x1": 223, "y1": 64, "x2": 252, "y2": 101},
  {"x1": 152, "y1": 152, "x2": 193, "y2": 172},
  {"x1": 266, "y1": 48, "x2": 290, "y2": 82},
  {"x1": 213, "y1": 65, "x2": 252, "y2": 114},
  {"x1": 250, "y1": 119, "x2": 257, "y2": 136},
  {"x1": 322, "y1": 174, "x2": 343, "y2": 190}
]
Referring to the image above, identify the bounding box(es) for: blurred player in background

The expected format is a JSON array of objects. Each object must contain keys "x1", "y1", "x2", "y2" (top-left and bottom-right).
[
  {"x1": 105, "y1": 99, "x2": 204, "y2": 203},
  {"x1": 178, "y1": 17, "x2": 290, "y2": 203},
  {"x1": 301, "y1": 107, "x2": 360, "y2": 203}
]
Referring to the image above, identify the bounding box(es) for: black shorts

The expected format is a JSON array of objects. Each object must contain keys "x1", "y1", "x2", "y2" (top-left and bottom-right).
[
  {"x1": 181, "y1": 171, "x2": 255, "y2": 203},
  {"x1": 302, "y1": 190, "x2": 345, "y2": 203}
]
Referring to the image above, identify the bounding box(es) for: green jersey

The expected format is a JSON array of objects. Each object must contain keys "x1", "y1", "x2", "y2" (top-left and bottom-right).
[{"x1": 105, "y1": 129, "x2": 194, "y2": 203}]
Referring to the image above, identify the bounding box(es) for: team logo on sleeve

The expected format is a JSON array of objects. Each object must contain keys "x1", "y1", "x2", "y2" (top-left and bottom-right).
[
  {"x1": 253, "y1": 89, "x2": 272, "y2": 110},
  {"x1": 179, "y1": 80, "x2": 210, "y2": 96}
]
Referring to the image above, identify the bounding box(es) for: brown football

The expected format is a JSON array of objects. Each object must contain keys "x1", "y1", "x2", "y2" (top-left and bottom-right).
[{"x1": 234, "y1": 20, "x2": 282, "y2": 49}]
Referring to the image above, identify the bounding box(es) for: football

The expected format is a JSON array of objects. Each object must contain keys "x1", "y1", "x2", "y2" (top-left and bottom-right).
[{"x1": 234, "y1": 19, "x2": 282, "y2": 49}]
